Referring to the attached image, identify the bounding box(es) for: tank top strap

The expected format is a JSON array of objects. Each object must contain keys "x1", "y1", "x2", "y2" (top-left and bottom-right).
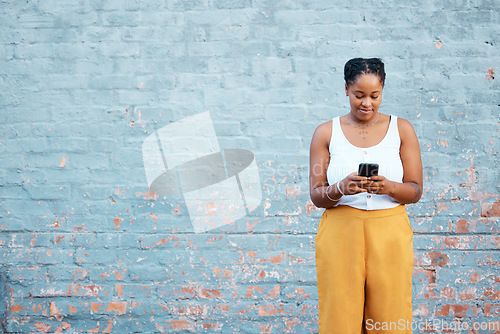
[
  {"x1": 331, "y1": 116, "x2": 341, "y2": 134},
  {"x1": 329, "y1": 116, "x2": 344, "y2": 154},
  {"x1": 385, "y1": 115, "x2": 401, "y2": 146}
]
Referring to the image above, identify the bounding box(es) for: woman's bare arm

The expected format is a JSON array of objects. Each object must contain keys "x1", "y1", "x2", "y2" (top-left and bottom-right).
[
  {"x1": 366, "y1": 118, "x2": 423, "y2": 204},
  {"x1": 309, "y1": 121, "x2": 369, "y2": 208},
  {"x1": 309, "y1": 121, "x2": 340, "y2": 208}
]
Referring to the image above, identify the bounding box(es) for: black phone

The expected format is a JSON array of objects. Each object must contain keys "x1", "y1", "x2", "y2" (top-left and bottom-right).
[{"x1": 358, "y1": 163, "x2": 379, "y2": 177}]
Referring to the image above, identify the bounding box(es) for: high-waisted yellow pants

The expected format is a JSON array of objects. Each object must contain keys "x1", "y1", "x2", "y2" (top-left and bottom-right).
[{"x1": 315, "y1": 205, "x2": 413, "y2": 334}]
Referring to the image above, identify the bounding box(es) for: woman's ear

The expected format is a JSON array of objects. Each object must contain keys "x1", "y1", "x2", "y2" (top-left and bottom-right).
[{"x1": 345, "y1": 83, "x2": 348, "y2": 96}]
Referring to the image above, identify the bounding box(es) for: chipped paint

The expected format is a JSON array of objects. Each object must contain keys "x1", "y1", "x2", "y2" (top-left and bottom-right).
[
  {"x1": 0, "y1": 2, "x2": 498, "y2": 333},
  {"x1": 105, "y1": 302, "x2": 127, "y2": 315},
  {"x1": 486, "y1": 67, "x2": 495, "y2": 81}
]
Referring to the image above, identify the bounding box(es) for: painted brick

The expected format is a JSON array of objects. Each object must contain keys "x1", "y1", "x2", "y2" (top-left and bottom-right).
[{"x1": 1, "y1": 0, "x2": 499, "y2": 332}]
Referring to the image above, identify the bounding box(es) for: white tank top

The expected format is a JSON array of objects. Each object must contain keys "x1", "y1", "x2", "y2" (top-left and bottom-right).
[{"x1": 326, "y1": 115, "x2": 404, "y2": 210}]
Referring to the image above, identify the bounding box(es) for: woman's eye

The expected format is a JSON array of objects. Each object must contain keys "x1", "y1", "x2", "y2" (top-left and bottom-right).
[{"x1": 372, "y1": 95, "x2": 379, "y2": 99}]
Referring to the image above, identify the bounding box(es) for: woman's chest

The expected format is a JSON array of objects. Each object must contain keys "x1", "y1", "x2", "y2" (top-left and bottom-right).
[{"x1": 341, "y1": 122, "x2": 390, "y2": 148}]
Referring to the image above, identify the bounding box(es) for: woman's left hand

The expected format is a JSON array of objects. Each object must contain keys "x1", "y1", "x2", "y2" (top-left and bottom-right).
[{"x1": 364, "y1": 175, "x2": 396, "y2": 196}]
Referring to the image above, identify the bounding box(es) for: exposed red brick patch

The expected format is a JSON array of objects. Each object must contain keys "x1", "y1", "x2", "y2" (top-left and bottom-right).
[
  {"x1": 423, "y1": 286, "x2": 438, "y2": 299},
  {"x1": 11, "y1": 304, "x2": 23, "y2": 312},
  {"x1": 456, "y1": 219, "x2": 470, "y2": 233},
  {"x1": 437, "y1": 202, "x2": 448, "y2": 213},
  {"x1": 413, "y1": 268, "x2": 436, "y2": 284},
  {"x1": 306, "y1": 203, "x2": 317, "y2": 215},
  {"x1": 178, "y1": 305, "x2": 205, "y2": 316},
  {"x1": 168, "y1": 319, "x2": 192, "y2": 330},
  {"x1": 436, "y1": 304, "x2": 451, "y2": 316},
  {"x1": 440, "y1": 287, "x2": 455, "y2": 300},
  {"x1": 90, "y1": 303, "x2": 101, "y2": 313},
  {"x1": 113, "y1": 218, "x2": 122, "y2": 230},
  {"x1": 482, "y1": 200, "x2": 500, "y2": 217},
  {"x1": 135, "y1": 190, "x2": 159, "y2": 200},
  {"x1": 258, "y1": 303, "x2": 284, "y2": 316},
  {"x1": 54, "y1": 235, "x2": 65, "y2": 244},
  {"x1": 452, "y1": 304, "x2": 469, "y2": 317},
  {"x1": 484, "y1": 303, "x2": 500, "y2": 316},
  {"x1": 68, "y1": 304, "x2": 77, "y2": 314},
  {"x1": 286, "y1": 318, "x2": 300, "y2": 330},
  {"x1": 71, "y1": 283, "x2": 103, "y2": 297},
  {"x1": 246, "y1": 286, "x2": 264, "y2": 298},
  {"x1": 130, "y1": 301, "x2": 141, "y2": 309},
  {"x1": 259, "y1": 324, "x2": 273, "y2": 333},
  {"x1": 269, "y1": 285, "x2": 281, "y2": 299},
  {"x1": 54, "y1": 322, "x2": 71, "y2": 334},
  {"x1": 113, "y1": 270, "x2": 124, "y2": 280},
  {"x1": 115, "y1": 284, "x2": 124, "y2": 297},
  {"x1": 34, "y1": 323, "x2": 53, "y2": 333},
  {"x1": 482, "y1": 255, "x2": 499, "y2": 266},
  {"x1": 105, "y1": 302, "x2": 127, "y2": 315},
  {"x1": 486, "y1": 68, "x2": 495, "y2": 81},
  {"x1": 202, "y1": 323, "x2": 222, "y2": 330},
  {"x1": 200, "y1": 288, "x2": 220, "y2": 298},
  {"x1": 149, "y1": 212, "x2": 159, "y2": 222},
  {"x1": 270, "y1": 252, "x2": 285, "y2": 263},
  {"x1": 50, "y1": 301, "x2": 61, "y2": 316},
  {"x1": 443, "y1": 236, "x2": 461, "y2": 248},
  {"x1": 483, "y1": 287, "x2": 500, "y2": 299},
  {"x1": 181, "y1": 286, "x2": 195, "y2": 296},
  {"x1": 460, "y1": 288, "x2": 477, "y2": 300},
  {"x1": 428, "y1": 252, "x2": 449, "y2": 267}
]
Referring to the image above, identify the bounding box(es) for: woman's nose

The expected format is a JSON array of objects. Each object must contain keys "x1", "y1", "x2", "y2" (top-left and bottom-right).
[{"x1": 362, "y1": 98, "x2": 371, "y2": 106}]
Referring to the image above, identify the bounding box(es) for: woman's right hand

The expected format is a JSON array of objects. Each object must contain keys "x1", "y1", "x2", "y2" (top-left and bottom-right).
[{"x1": 339, "y1": 172, "x2": 369, "y2": 195}]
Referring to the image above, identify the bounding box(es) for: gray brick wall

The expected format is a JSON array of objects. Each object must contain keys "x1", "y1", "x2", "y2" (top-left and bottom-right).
[{"x1": 0, "y1": 0, "x2": 498, "y2": 332}]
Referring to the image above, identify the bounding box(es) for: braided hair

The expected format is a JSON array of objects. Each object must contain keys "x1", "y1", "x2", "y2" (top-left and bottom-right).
[{"x1": 344, "y1": 58, "x2": 386, "y2": 88}]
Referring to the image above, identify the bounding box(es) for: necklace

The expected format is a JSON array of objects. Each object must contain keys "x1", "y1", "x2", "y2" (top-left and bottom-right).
[{"x1": 346, "y1": 113, "x2": 379, "y2": 129}]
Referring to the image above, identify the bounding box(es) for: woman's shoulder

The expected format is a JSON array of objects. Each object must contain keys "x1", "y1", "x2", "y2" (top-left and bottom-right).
[
  {"x1": 396, "y1": 116, "x2": 418, "y2": 141},
  {"x1": 311, "y1": 119, "x2": 333, "y2": 147},
  {"x1": 396, "y1": 116, "x2": 415, "y2": 130},
  {"x1": 315, "y1": 119, "x2": 333, "y2": 131},
  {"x1": 313, "y1": 119, "x2": 333, "y2": 138}
]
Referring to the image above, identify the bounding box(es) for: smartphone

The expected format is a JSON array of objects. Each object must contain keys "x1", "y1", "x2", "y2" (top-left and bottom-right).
[{"x1": 358, "y1": 163, "x2": 379, "y2": 177}]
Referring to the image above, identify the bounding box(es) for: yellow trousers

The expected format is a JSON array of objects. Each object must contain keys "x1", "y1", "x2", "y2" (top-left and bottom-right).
[{"x1": 315, "y1": 205, "x2": 413, "y2": 334}]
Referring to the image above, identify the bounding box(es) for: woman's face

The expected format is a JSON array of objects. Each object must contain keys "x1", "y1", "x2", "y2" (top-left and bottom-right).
[{"x1": 345, "y1": 73, "x2": 383, "y2": 122}]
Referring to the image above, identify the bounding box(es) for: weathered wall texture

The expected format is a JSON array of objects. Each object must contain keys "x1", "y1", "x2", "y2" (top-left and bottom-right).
[{"x1": 0, "y1": 0, "x2": 498, "y2": 333}]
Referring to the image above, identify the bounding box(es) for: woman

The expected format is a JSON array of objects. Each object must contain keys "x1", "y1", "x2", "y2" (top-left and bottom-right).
[{"x1": 309, "y1": 58, "x2": 423, "y2": 333}]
